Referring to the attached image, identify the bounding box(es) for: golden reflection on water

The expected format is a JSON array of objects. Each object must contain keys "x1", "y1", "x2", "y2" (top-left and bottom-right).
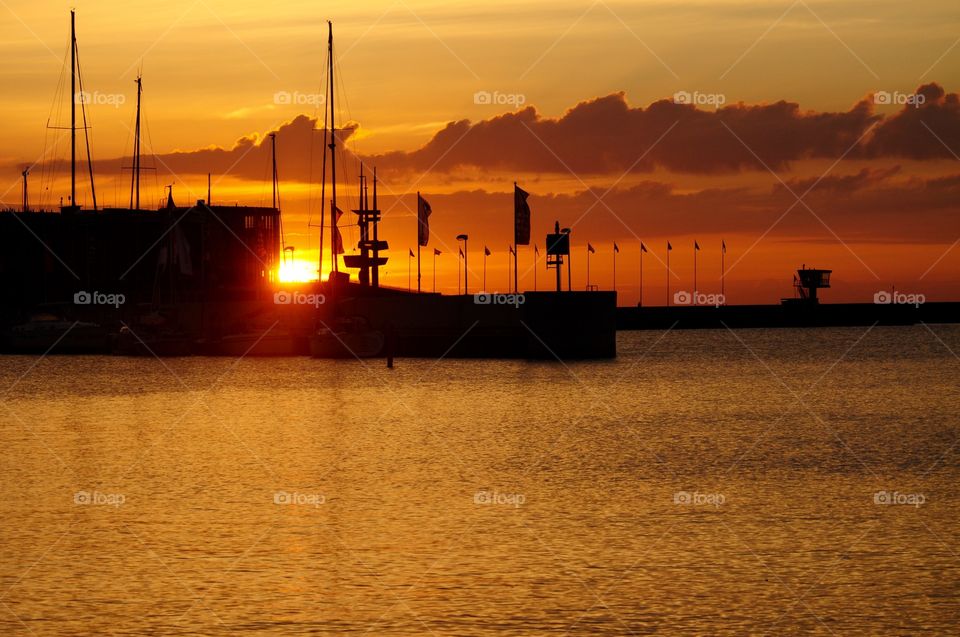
[{"x1": 0, "y1": 326, "x2": 958, "y2": 635}]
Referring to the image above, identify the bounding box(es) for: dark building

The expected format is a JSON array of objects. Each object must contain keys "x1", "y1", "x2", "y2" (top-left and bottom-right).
[{"x1": 0, "y1": 202, "x2": 281, "y2": 326}]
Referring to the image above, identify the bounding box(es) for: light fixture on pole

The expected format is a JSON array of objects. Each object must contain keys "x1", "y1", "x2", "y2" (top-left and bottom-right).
[{"x1": 457, "y1": 234, "x2": 469, "y2": 295}]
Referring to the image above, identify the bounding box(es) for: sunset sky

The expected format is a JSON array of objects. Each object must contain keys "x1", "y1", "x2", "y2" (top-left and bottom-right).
[{"x1": 1, "y1": 0, "x2": 958, "y2": 303}]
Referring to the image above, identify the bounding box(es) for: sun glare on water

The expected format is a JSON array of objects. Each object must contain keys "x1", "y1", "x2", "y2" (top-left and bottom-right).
[{"x1": 277, "y1": 258, "x2": 319, "y2": 283}]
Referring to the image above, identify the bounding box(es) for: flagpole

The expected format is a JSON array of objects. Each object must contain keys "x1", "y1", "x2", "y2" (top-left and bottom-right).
[
  {"x1": 507, "y1": 248, "x2": 511, "y2": 292},
  {"x1": 417, "y1": 192, "x2": 421, "y2": 293},
  {"x1": 458, "y1": 251, "x2": 461, "y2": 295},
  {"x1": 694, "y1": 242, "x2": 698, "y2": 306},
  {"x1": 534, "y1": 246, "x2": 537, "y2": 292},
  {"x1": 613, "y1": 245, "x2": 617, "y2": 293},
  {"x1": 433, "y1": 250, "x2": 437, "y2": 293},
  {"x1": 513, "y1": 182, "x2": 519, "y2": 295},
  {"x1": 721, "y1": 242, "x2": 725, "y2": 299},
  {"x1": 408, "y1": 250, "x2": 411, "y2": 292},
  {"x1": 483, "y1": 250, "x2": 487, "y2": 291},
  {"x1": 666, "y1": 244, "x2": 670, "y2": 306},
  {"x1": 587, "y1": 246, "x2": 591, "y2": 290},
  {"x1": 639, "y1": 247, "x2": 644, "y2": 307},
  {"x1": 513, "y1": 243, "x2": 518, "y2": 293}
]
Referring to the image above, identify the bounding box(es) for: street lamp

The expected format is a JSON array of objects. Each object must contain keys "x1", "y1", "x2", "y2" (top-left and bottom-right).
[{"x1": 456, "y1": 234, "x2": 469, "y2": 294}]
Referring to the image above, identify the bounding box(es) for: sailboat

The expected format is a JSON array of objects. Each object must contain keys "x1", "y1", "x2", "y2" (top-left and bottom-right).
[{"x1": 308, "y1": 22, "x2": 385, "y2": 359}]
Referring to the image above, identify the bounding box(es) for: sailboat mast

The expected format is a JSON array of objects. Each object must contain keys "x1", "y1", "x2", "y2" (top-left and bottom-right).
[
  {"x1": 328, "y1": 21, "x2": 338, "y2": 274},
  {"x1": 270, "y1": 132, "x2": 277, "y2": 209},
  {"x1": 70, "y1": 9, "x2": 76, "y2": 209},
  {"x1": 131, "y1": 75, "x2": 142, "y2": 209}
]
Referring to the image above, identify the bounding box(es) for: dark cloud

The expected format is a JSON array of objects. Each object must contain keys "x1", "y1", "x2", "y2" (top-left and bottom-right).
[
  {"x1": 357, "y1": 171, "x2": 958, "y2": 249},
  {"x1": 862, "y1": 83, "x2": 960, "y2": 159},
  {"x1": 89, "y1": 115, "x2": 358, "y2": 184},
  {"x1": 369, "y1": 93, "x2": 882, "y2": 175},
  {"x1": 30, "y1": 83, "x2": 960, "y2": 184},
  {"x1": 776, "y1": 166, "x2": 902, "y2": 195}
]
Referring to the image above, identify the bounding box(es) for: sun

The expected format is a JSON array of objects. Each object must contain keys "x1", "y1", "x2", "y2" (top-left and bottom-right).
[{"x1": 277, "y1": 258, "x2": 319, "y2": 283}]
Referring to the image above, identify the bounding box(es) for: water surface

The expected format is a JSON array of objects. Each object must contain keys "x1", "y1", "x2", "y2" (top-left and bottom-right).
[{"x1": 1, "y1": 326, "x2": 958, "y2": 635}]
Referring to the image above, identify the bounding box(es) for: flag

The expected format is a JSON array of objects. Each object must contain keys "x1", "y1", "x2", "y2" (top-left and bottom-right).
[
  {"x1": 695, "y1": 241, "x2": 700, "y2": 251},
  {"x1": 509, "y1": 245, "x2": 515, "y2": 255},
  {"x1": 587, "y1": 243, "x2": 595, "y2": 254},
  {"x1": 409, "y1": 248, "x2": 415, "y2": 258},
  {"x1": 667, "y1": 242, "x2": 672, "y2": 251},
  {"x1": 614, "y1": 242, "x2": 620, "y2": 253},
  {"x1": 722, "y1": 240, "x2": 727, "y2": 254},
  {"x1": 434, "y1": 248, "x2": 441, "y2": 256},
  {"x1": 333, "y1": 205, "x2": 345, "y2": 255},
  {"x1": 514, "y1": 184, "x2": 531, "y2": 245},
  {"x1": 458, "y1": 248, "x2": 464, "y2": 258},
  {"x1": 417, "y1": 194, "x2": 432, "y2": 246},
  {"x1": 484, "y1": 246, "x2": 491, "y2": 257},
  {"x1": 640, "y1": 242, "x2": 648, "y2": 253},
  {"x1": 534, "y1": 244, "x2": 540, "y2": 257}
]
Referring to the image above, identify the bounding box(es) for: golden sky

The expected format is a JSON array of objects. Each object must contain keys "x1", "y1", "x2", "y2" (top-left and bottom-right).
[{"x1": 1, "y1": 0, "x2": 959, "y2": 303}]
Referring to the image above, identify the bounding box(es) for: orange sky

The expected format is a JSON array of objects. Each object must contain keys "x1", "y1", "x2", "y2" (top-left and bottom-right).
[{"x1": 1, "y1": 0, "x2": 958, "y2": 304}]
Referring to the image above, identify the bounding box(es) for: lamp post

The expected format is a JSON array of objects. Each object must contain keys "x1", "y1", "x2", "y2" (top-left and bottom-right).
[{"x1": 457, "y1": 234, "x2": 468, "y2": 295}]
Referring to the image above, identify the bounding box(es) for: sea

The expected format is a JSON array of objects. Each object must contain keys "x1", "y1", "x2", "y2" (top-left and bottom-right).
[{"x1": 1, "y1": 326, "x2": 957, "y2": 635}]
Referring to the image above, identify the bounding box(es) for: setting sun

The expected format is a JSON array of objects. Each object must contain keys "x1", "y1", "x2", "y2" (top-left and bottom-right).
[{"x1": 277, "y1": 257, "x2": 319, "y2": 283}]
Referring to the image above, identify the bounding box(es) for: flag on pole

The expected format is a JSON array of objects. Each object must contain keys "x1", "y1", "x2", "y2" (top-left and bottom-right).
[
  {"x1": 722, "y1": 240, "x2": 727, "y2": 254},
  {"x1": 484, "y1": 246, "x2": 491, "y2": 256},
  {"x1": 587, "y1": 243, "x2": 596, "y2": 254},
  {"x1": 509, "y1": 245, "x2": 515, "y2": 255},
  {"x1": 514, "y1": 184, "x2": 531, "y2": 245},
  {"x1": 614, "y1": 242, "x2": 620, "y2": 253},
  {"x1": 667, "y1": 242, "x2": 672, "y2": 251},
  {"x1": 535, "y1": 244, "x2": 540, "y2": 257},
  {"x1": 409, "y1": 248, "x2": 415, "y2": 258},
  {"x1": 458, "y1": 248, "x2": 464, "y2": 258},
  {"x1": 640, "y1": 242, "x2": 648, "y2": 253},
  {"x1": 695, "y1": 241, "x2": 701, "y2": 250},
  {"x1": 434, "y1": 248, "x2": 441, "y2": 256},
  {"x1": 417, "y1": 194, "x2": 432, "y2": 246},
  {"x1": 333, "y1": 205, "x2": 345, "y2": 255}
]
